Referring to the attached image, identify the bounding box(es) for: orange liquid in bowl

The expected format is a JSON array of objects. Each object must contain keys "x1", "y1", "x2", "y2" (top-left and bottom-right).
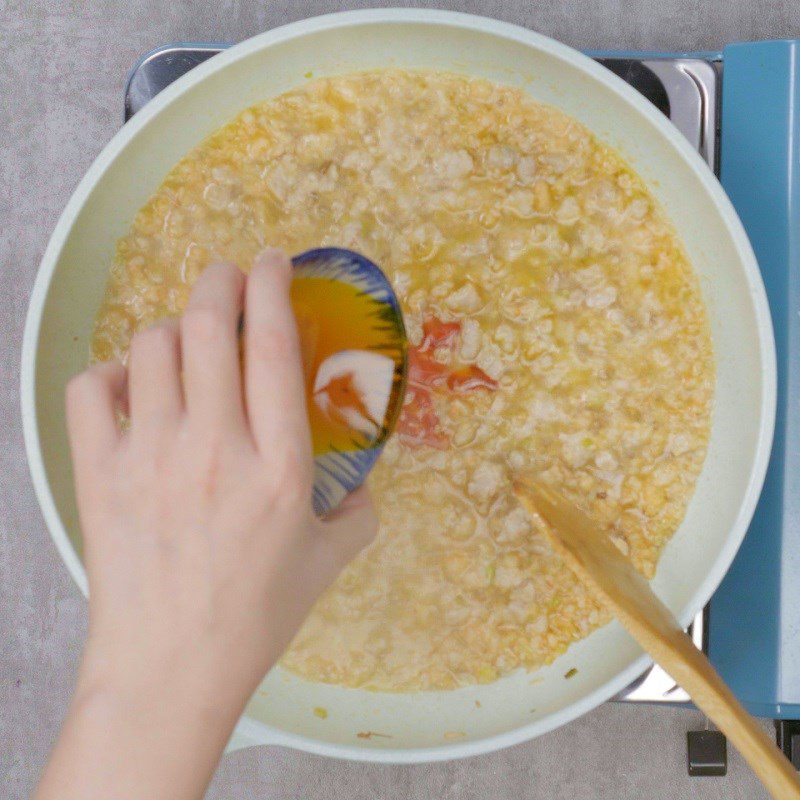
[{"x1": 291, "y1": 276, "x2": 406, "y2": 457}]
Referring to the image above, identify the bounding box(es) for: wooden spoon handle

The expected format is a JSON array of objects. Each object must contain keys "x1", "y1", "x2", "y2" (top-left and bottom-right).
[{"x1": 514, "y1": 478, "x2": 800, "y2": 800}]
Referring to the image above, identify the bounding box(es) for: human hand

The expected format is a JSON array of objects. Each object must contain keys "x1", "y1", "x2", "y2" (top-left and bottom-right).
[{"x1": 35, "y1": 249, "x2": 376, "y2": 800}]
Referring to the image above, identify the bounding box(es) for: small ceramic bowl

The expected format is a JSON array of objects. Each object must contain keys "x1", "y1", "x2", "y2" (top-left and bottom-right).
[{"x1": 289, "y1": 248, "x2": 407, "y2": 516}]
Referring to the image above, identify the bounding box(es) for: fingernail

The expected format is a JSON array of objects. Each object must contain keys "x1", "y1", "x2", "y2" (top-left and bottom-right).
[
  {"x1": 254, "y1": 247, "x2": 291, "y2": 272},
  {"x1": 207, "y1": 260, "x2": 239, "y2": 271}
]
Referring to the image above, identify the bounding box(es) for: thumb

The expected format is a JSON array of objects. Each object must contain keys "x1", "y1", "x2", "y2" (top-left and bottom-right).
[{"x1": 316, "y1": 485, "x2": 378, "y2": 566}]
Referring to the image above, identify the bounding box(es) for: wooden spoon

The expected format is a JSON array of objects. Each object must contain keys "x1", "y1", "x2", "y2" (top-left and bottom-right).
[{"x1": 513, "y1": 477, "x2": 800, "y2": 800}]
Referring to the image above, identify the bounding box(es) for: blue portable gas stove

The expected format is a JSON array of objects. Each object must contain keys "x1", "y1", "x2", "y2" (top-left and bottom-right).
[{"x1": 124, "y1": 38, "x2": 800, "y2": 775}]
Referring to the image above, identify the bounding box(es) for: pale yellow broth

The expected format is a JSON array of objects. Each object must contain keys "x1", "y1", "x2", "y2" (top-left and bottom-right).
[{"x1": 93, "y1": 70, "x2": 714, "y2": 691}]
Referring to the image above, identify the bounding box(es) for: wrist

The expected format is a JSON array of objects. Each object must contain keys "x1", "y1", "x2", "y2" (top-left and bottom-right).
[
  {"x1": 74, "y1": 641, "x2": 248, "y2": 741},
  {"x1": 38, "y1": 652, "x2": 241, "y2": 800}
]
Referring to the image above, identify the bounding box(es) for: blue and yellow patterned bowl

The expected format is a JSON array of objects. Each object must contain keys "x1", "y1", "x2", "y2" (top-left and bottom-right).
[{"x1": 289, "y1": 248, "x2": 407, "y2": 516}]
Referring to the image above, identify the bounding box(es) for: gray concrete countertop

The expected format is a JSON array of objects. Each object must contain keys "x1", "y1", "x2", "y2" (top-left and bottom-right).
[{"x1": 2, "y1": 2, "x2": 797, "y2": 798}]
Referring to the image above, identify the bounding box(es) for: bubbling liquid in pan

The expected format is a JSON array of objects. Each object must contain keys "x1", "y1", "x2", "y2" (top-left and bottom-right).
[{"x1": 93, "y1": 70, "x2": 714, "y2": 691}]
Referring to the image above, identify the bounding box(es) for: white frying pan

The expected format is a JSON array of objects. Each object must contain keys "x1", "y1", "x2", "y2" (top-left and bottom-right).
[{"x1": 21, "y1": 9, "x2": 775, "y2": 763}]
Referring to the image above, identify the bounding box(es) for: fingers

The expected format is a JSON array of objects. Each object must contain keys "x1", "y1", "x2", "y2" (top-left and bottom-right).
[
  {"x1": 128, "y1": 318, "x2": 182, "y2": 431},
  {"x1": 316, "y1": 486, "x2": 378, "y2": 565},
  {"x1": 181, "y1": 263, "x2": 247, "y2": 433},
  {"x1": 244, "y1": 248, "x2": 312, "y2": 457},
  {"x1": 66, "y1": 360, "x2": 128, "y2": 469}
]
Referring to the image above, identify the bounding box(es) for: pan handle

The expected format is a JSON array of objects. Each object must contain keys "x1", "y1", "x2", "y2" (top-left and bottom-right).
[{"x1": 224, "y1": 716, "x2": 288, "y2": 754}]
